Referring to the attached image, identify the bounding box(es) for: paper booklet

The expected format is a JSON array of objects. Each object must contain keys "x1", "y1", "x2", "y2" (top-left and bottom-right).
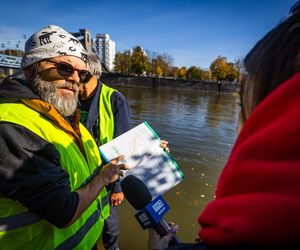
[{"x1": 99, "y1": 121, "x2": 184, "y2": 198}]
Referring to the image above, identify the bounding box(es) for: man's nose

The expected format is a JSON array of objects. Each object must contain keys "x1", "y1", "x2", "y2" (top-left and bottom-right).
[{"x1": 66, "y1": 71, "x2": 81, "y2": 85}]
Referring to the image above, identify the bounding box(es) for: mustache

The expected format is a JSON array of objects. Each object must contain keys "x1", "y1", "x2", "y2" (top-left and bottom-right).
[{"x1": 56, "y1": 82, "x2": 79, "y2": 92}]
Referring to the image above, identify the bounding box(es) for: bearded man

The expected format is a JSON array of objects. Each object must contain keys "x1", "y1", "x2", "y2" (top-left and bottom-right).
[{"x1": 0, "y1": 25, "x2": 127, "y2": 250}]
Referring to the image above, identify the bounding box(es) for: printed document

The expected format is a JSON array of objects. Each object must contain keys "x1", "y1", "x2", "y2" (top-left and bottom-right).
[{"x1": 99, "y1": 121, "x2": 184, "y2": 198}]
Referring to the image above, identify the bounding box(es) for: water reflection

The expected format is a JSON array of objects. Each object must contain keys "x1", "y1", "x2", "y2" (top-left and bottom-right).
[{"x1": 114, "y1": 87, "x2": 240, "y2": 249}]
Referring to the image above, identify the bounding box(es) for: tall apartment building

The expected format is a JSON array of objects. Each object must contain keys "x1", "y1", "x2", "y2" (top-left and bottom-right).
[{"x1": 93, "y1": 34, "x2": 116, "y2": 71}]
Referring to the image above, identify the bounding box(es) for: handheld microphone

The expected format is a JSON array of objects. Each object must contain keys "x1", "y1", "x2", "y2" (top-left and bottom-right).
[{"x1": 121, "y1": 175, "x2": 180, "y2": 245}]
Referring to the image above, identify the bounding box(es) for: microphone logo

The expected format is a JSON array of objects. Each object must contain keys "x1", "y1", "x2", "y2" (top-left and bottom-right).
[
  {"x1": 135, "y1": 195, "x2": 170, "y2": 229},
  {"x1": 153, "y1": 199, "x2": 164, "y2": 213}
]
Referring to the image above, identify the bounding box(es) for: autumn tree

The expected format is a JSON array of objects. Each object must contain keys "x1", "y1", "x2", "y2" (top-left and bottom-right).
[
  {"x1": 154, "y1": 55, "x2": 168, "y2": 76},
  {"x1": 210, "y1": 56, "x2": 229, "y2": 81},
  {"x1": 114, "y1": 52, "x2": 126, "y2": 74},
  {"x1": 210, "y1": 56, "x2": 241, "y2": 81},
  {"x1": 130, "y1": 46, "x2": 148, "y2": 76},
  {"x1": 199, "y1": 69, "x2": 211, "y2": 80},
  {"x1": 234, "y1": 58, "x2": 244, "y2": 82},
  {"x1": 186, "y1": 66, "x2": 212, "y2": 81},
  {"x1": 146, "y1": 52, "x2": 174, "y2": 77},
  {"x1": 155, "y1": 65, "x2": 163, "y2": 77},
  {"x1": 170, "y1": 66, "x2": 180, "y2": 78},
  {"x1": 146, "y1": 50, "x2": 158, "y2": 76},
  {"x1": 123, "y1": 50, "x2": 132, "y2": 75},
  {"x1": 186, "y1": 66, "x2": 201, "y2": 80},
  {"x1": 161, "y1": 53, "x2": 174, "y2": 76},
  {"x1": 178, "y1": 67, "x2": 187, "y2": 79},
  {"x1": 226, "y1": 62, "x2": 238, "y2": 82},
  {"x1": 114, "y1": 50, "x2": 131, "y2": 75}
]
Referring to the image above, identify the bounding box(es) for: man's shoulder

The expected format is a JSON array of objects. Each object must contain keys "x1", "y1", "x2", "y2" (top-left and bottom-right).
[
  {"x1": 0, "y1": 122, "x2": 54, "y2": 148},
  {"x1": 110, "y1": 90, "x2": 127, "y2": 105},
  {"x1": 99, "y1": 83, "x2": 125, "y2": 101},
  {"x1": 101, "y1": 82, "x2": 118, "y2": 93},
  {"x1": 0, "y1": 77, "x2": 37, "y2": 101}
]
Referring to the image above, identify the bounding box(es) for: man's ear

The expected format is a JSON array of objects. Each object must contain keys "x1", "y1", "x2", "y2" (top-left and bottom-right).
[{"x1": 23, "y1": 64, "x2": 38, "y2": 80}]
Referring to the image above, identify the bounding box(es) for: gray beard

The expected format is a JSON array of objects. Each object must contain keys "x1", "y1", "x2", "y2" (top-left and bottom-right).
[{"x1": 32, "y1": 75, "x2": 79, "y2": 117}]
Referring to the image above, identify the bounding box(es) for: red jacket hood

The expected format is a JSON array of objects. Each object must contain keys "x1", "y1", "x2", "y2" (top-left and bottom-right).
[{"x1": 198, "y1": 72, "x2": 300, "y2": 246}]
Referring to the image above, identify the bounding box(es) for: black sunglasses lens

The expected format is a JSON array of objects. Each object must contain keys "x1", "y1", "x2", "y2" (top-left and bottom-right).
[
  {"x1": 56, "y1": 62, "x2": 74, "y2": 77},
  {"x1": 54, "y1": 61, "x2": 92, "y2": 83},
  {"x1": 79, "y1": 71, "x2": 92, "y2": 83}
]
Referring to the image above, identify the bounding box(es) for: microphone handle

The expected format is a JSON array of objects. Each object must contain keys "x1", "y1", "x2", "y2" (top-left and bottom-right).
[{"x1": 154, "y1": 219, "x2": 181, "y2": 245}]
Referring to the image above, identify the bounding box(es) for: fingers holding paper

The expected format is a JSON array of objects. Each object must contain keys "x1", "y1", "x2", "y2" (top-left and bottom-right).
[{"x1": 160, "y1": 140, "x2": 170, "y2": 153}]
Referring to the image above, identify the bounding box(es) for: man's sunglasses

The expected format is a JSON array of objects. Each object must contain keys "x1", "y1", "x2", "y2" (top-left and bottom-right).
[{"x1": 43, "y1": 59, "x2": 92, "y2": 84}]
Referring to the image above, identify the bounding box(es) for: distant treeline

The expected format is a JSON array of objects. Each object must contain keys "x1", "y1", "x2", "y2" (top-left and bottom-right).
[{"x1": 114, "y1": 46, "x2": 245, "y2": 82}]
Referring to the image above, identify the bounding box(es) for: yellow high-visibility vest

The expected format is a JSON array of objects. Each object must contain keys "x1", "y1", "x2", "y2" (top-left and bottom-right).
[
  {"x1": 99, "y1": 83, "x2": 116, "y2": 145},
  {"x1": 0, "y1": 102, "x2": 109, "y2": 250}
]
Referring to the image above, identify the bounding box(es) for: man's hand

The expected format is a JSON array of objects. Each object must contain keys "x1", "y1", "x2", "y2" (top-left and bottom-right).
[
  {"x1": 70, "y1": 155, "x2": 128, "y2": 227},
  {"x1": 110, "y1": 192, "x2": 124, "y2": 206},
  {"x1": 148, "y1": 224, "x2": 178, "y2": 250},
  {"x1": 98, "y1": 155, "x2": 128, "y2": 186}
]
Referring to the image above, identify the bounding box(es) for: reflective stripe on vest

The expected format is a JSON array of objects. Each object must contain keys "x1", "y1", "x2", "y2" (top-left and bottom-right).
[
  {"x1": 0, "y1": 187, "x2": 110, "y2": 233},
  {"x1": 54, "y1": 208, "x2": 100, "y2": 250},
  {"x1": 0, "y1": 103, "x2": 110, "y2": 249},
  {"x1": 99, "y1": 83, "x2": 116, "y2": 145},
  {"x1": 0, "y1": 212, "x2": 41, "y2": 232}
]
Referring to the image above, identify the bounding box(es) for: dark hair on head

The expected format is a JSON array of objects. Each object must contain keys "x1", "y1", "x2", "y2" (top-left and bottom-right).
[
  {"x1": 289, "y1": 1, "x2": 300, "y2": 15},
  {"x1": 241, "y1": 11, "x2": 300, "y2": 119}
]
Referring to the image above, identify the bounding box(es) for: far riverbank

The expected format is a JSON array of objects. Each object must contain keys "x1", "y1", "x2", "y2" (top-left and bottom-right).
[{"x1": 101, "y1": 73, "x2": 240, "y2": 93}]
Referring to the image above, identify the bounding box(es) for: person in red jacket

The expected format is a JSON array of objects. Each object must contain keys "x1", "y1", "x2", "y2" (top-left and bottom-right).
[{"x1": 149, "y1": 2, "x2": 300, "y2": 249}]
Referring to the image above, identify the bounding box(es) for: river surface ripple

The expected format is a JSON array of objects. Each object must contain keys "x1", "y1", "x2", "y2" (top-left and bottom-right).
[{"x1": 113, "y1": 87, "x2": 240, "y2": 248}]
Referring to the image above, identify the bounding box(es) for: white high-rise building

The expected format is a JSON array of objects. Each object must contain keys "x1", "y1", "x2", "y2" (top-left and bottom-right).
[{"x1": 93, "y1": 34, "x2": 116, "y2": 71}]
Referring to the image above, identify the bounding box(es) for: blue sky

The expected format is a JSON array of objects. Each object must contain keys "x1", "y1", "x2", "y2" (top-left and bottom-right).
[{"x1": 0, "y1": 0, "x2": 296, "y2": 68}]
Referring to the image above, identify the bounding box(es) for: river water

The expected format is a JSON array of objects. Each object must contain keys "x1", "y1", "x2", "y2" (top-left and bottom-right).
[{"x1": 113, "y1": 87, "x2": 240, "y2": 249}]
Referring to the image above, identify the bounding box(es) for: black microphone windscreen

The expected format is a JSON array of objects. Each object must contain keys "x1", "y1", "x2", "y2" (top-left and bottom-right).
[{"x1": 121, "y1": 175, "x2": 152, "y2": 210}]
